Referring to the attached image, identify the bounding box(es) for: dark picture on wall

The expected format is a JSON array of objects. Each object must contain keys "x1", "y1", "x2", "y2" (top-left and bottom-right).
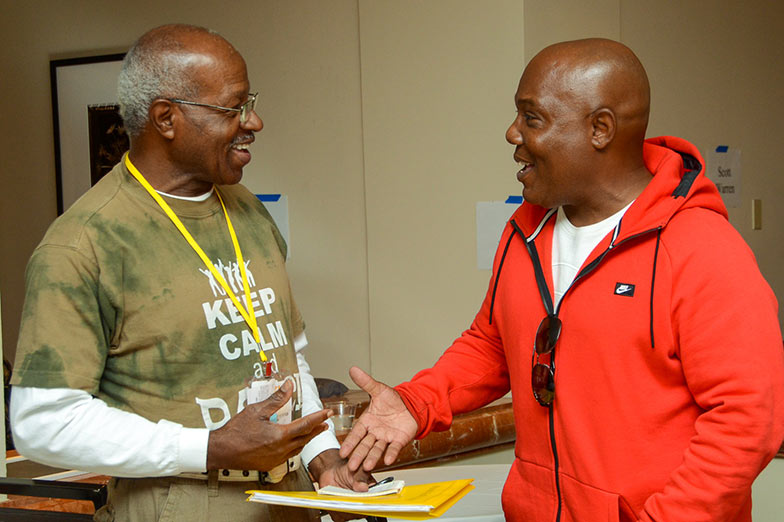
[{"x1": 87, "y1": 104, "x2": 129, "y2": 185}]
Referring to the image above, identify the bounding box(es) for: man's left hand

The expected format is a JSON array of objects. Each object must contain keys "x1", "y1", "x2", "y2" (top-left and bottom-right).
[{"x1": 309, "y1": 449, "x2": 374, "y2": 522}]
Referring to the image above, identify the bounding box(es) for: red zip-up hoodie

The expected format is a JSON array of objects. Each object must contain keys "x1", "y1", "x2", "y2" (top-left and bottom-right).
[{"x1": 396, "y1": 136, "x2": 784, "y2": 521}]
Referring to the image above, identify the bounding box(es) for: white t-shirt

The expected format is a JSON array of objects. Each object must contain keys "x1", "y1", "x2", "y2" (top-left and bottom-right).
[{"x1": 552, "y1": 202, "x2": 633, "y2": 307}]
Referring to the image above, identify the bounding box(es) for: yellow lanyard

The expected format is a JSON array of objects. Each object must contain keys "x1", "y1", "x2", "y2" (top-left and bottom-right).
[{"x1": 124, "y1": 154, "x2": 267, "y2": 361}]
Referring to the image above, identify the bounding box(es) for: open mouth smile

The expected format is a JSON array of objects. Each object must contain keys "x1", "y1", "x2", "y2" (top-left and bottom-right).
[
  {"x1": 231, "y1": 134, "x2": 254, "y2": 151},
  {"x1": 516, "y1": 158, "x2": 534, "y2": 182}
]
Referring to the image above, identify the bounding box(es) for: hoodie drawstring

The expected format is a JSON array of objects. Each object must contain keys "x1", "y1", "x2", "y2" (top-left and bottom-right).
[
  {"x1": 489, "y1": 227, "x2": 517, "y2": 325},
  {"x1": 649, "y1": 228, "x2": 662, "y2": 348}
]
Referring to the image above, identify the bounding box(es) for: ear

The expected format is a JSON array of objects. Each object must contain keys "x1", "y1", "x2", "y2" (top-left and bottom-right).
[
  {"x1": 148, "y1": 99, "x2": 177, "y2": 140},
  {"x1": 590, "y1": 108, "x2": 616, "y2": 150}
]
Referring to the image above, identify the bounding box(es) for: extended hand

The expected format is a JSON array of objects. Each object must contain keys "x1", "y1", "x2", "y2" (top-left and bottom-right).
[
  {"x1": 207, "y1": 381, "x2": 330, "y2": 471},
  {"x1": 339, "y1": 367, "x2": 418, "y2": 472}
]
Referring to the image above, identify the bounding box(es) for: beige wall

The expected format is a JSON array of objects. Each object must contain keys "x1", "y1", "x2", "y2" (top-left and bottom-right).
[
  {"x1": 359, "y1": 0, "x2": 524, "y2": 382},
  {"x1": 524, "y1": 0, "x2": 620, "y2": 57},
  {"x1": 753, "y1": 458, "x2": 784, "y2": 521}
]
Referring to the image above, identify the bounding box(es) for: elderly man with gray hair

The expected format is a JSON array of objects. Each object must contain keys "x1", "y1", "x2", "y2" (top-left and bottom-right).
[{"x1": 10, "y1": 24, "x2": 369, "y2": 521}]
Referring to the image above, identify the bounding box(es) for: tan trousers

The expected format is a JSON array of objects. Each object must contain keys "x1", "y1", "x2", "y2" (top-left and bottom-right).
[{"x1": 93, "y1": 467, "x2": 320, "y2": 522}]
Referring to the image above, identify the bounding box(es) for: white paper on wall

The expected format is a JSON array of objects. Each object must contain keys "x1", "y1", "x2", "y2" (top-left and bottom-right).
[
  {"x1": 476, "y1": 197, "x2": 521, "y2": 270},
  {"x1": 705, "y1": 146, "x2": 741, "y2": 208}
]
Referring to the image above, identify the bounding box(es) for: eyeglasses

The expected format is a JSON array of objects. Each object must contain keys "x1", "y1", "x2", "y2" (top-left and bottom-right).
[
  {"x1": 531, "y1": 314, "x2": 561, "y2": 407},
  {"x1": 168, "y1": 92, "x2": 258, "y2": 124}
]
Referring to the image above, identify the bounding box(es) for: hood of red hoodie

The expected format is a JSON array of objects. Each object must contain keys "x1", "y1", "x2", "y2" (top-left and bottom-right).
[{"x1": 511, "y1": 136, "x2": 728, "y2": 239}]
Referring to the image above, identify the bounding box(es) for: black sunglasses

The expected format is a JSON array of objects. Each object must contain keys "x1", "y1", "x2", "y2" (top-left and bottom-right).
[{"x1": 531, "y1": 314, "x2": 561, "y2": 406}]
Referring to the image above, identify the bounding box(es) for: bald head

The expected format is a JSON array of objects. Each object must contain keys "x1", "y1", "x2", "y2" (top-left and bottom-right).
[
  {"x1": 506, "y1": 38, "x2": 654, "y2": 223},
  {"x1": 528, "y1": 38, "x2": 650, "y2": 145},
  {"x1": 118, "y1": 24, "x2": 241, "y2": 138}
]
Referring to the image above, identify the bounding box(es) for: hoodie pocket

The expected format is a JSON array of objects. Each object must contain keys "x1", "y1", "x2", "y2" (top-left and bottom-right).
[{"x1": 559, "y1": 473, "x2": 637, "y2": 522}]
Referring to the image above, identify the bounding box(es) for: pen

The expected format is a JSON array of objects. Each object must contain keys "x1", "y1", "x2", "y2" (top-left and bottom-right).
[
  {"x1": 369, "y1": 476, "x2": 394, "y2": 490},
  {"x1": 361, "y1": 477, "x2": 394, "y2": 521},
  {"x1": 366, "y1": 478, "x2": 393, "y2": 522}
]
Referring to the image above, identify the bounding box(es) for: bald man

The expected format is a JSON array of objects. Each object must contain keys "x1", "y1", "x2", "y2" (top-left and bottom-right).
[
  {"x1": 340, "y1": 39, "x2": 784, "y2": 521},
  {"x1": 11, "y1": 24, "x2": 368, "y2": 521}
]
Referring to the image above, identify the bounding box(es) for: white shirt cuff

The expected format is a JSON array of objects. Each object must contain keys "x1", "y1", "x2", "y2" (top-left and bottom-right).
[
  {"x1": 300, "y1": 428, "x2": 341, "y2": 468},
  {"x1": 178, "y1": 427, "x2": 210, "y2": 473}
]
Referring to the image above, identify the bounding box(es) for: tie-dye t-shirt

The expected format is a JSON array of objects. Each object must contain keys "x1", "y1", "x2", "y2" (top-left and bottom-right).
[{"x1": 12, "y1": 160, "x2": 304, "y2": 429}]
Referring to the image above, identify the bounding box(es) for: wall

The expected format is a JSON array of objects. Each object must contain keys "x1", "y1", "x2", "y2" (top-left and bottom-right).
[
  {"x1": 753, "y1": 458, "x2": 784, "y2": 521},
  {"x1": 358, "y1": 0, "x2": 524, "y2": 382}
]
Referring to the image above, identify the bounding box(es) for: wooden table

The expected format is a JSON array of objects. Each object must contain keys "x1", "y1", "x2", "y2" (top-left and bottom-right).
[{"x1": 2, "y1": 451, "x2": 107, "y2": 515}]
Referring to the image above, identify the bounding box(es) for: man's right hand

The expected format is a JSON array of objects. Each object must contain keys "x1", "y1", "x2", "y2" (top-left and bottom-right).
[
  {"x1": 339, "y1": 366, "x2": 418, "y2": 472},
  {"x1": 206, "y1": 380, "x2": 329, "y2": 471}
]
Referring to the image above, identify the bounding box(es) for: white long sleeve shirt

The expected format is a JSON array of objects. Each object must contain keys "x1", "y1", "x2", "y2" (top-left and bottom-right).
[{"x1": 10, "y1": 332, "x2": 340, "y2": 477}]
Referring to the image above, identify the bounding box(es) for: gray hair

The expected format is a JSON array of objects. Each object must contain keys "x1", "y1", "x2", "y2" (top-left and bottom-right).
[{"x1": 117, "y1": 24, "x2": 224, "y2": 138}]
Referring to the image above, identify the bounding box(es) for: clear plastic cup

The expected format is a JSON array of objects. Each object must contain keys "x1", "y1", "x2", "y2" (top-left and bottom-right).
[{"x1": 327, "y1": 401, "x2": 356, "y2": 433}]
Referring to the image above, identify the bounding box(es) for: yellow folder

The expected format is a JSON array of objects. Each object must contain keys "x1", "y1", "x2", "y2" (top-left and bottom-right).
[{"x1": 246, "y1": 479, "x2": 475, "y2": 520}]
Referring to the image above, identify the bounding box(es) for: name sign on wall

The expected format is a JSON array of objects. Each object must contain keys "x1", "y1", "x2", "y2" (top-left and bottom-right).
[{"x1": 705, "y1": 146, "x2": 742, "y2": 208}]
